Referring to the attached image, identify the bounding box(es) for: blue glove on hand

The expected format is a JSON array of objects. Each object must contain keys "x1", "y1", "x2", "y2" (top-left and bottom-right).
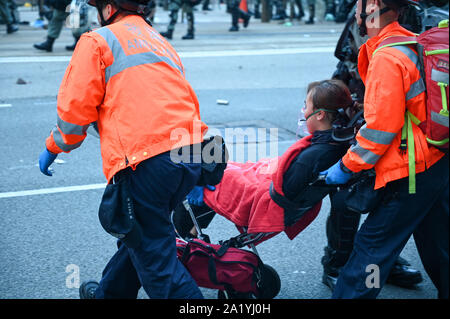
[
  {"x1": 186, "y1": 185, "x2": 216, "y2": 206},
  {"x1": 39, "y1": 148, "x2": 57, "y2": 176},
  {"x1": 320, "y1": 159, "x2": 353, "y2": 185}
]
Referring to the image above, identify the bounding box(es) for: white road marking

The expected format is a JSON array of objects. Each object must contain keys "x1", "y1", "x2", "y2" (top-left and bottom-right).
[
  {"x1": 179, "y1": 47, "x2": 335, "y2": 58},
  {"x1": 0, "y1": 47, "x2": 335, "y2": 64},
  {"x1": 0, "y1": 56, "x2": 72, "y2": 63},
  {"x1": 0, "y1": 104, "x2": 12, "y2": 108},
  {"x1": 0, "y1": 183, "x2": 106, "y2": 199}
]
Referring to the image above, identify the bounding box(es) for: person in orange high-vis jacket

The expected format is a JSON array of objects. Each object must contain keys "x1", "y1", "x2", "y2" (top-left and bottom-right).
[
  {"x1": 39, "y1": 0, "x2": 208, "y2": 299},
  {"x1": 322, "y1": 0, "x2": 448, "y2": 299}
]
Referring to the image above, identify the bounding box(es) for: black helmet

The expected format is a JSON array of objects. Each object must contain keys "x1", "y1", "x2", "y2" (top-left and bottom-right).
[
  {"x1": 88, "y1": 0, "x2": 153, "y2": 26},
  {"x1": 88, "y1": 0, "x2": 151, "y2": 13},
  {"x1": 359, "y1": 0, "x2": 420, "y2": 37},
  {"x1": 382, "y1": 0, "x2": 420, "y2": 8},
  {"x1": 88, "y1": 0, "x2": 152, "y2": 13}
]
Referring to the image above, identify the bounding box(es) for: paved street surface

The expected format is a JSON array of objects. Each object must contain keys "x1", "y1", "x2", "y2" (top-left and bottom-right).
[{"x1": 0, "y1": 4, "x2": 437, "y2": 299}]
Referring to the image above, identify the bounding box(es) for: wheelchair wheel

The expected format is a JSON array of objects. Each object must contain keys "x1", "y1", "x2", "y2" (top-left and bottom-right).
[{"x1": 257, "y1": 264, "x2": 281, "y2": 299}]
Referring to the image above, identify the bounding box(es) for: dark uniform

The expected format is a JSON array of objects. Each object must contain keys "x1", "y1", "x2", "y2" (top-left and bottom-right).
[
  {"x1": 227, "y1": 0, "x2": 250, "y2": 32},
  {"x1": 272, "y1": 0, "x2": 287, "y2": 20},
  {"x1": 0, "y1": 0, "x2": 18, "y2": 33},
  {"x1": 272, "y1": 0, "x2": 305, "y2": 20},
  {"x1": 253, "y1": 0, "x2": 261, "y2": 18},
  {"x1": 160, "y1": 0, "x2": 196, "y2": 40},
  {"x1": 305, "y1": 0, "x2": 336, "y2": 24},
  {"x1": 201, "y1": 0, "x2": 211, "y2": 10},
  {"x1": 305, "y1": 0, "x2": 315, "y2": 24},
  {"x1": 33, "y1": 0, "x2": 91, "y2": 52}
]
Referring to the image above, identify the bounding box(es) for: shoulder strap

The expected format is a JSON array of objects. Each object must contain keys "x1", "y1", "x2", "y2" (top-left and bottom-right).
[
  {"x1": 373, "y1": 36, "x2": 418, "y2": 56},
  {"x1": 269, "y1": 182, "x2": 303, "y2": 211},
  {"x1": 373, "y1": 36, "x2": 424, "y2": 195}
]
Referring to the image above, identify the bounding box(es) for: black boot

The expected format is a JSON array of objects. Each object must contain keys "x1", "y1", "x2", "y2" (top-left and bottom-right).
[
  {"x1": 321, "y1": 246, "x2": 342, "y2": 291},
  {"x1": 254, "y1": 6, "x2": 261, "y2": 19},
  {"x1": 65, "y1": 36, "x2": 80, "y2": 51},
  {"x1": 305, "y1": 4, "x2": 315, "y2": 24},
  {"x1": 33, "y1": 36, "x2": 55, "y2": 52},
  {"x1": 321, "y1": 201, "x2": 363, "y2": 292},
  {"x1": 6, "y1": 24, "x2": 18, "y2": 34},
  {"x1": 272, "y1": 9, "x2": 287, "y2": 20},
  {"x1": 386, "y1": 256, "x2": 423, "y2": 289},
  {"x1": 229, "y1": 8, "x2": 239, "y2": 32},
  {"x1": 297, "y1": 1, "x2": 305, "y2": 20},
  {"x1": 160, "y1": 29, "x2": 173, "y2": 40},
  {"x1": 240, "y1": 10, "x2": 251, "y2": 28},
  {"x1": 181, "y1": 30, "x2": 194, "y2": 40},
  {"x1": 202, "y1": 0, "x2": 212, "y2": 11},
  {"x1": 322, "y1": 253, "x2": 424, "y2": 292}
]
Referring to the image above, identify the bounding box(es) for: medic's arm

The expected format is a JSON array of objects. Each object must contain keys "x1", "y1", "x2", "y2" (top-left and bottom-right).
[{"x1": 45, "y1": 35, "x2": 105, "y2": 154}]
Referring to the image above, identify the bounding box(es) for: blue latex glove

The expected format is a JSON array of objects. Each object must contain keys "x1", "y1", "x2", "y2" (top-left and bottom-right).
[
  {"x1": 186, "y1": 185, "x2": 216, "y2": 206},
  {"x1": 39, "y1": 148, "x2": 58, "y2": 176},
  {"x1": 320, "y1": 159, "x2": 353, "y2": 185}
]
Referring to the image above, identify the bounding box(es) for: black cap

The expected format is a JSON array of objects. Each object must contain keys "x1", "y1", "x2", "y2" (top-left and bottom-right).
[{"x1": 98, "y1": 180, "x2": 143, "y2": 249}]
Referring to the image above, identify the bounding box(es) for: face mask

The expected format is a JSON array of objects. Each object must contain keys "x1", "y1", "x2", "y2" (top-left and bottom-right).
[
  {"x1": 296, "y1": 111, "x2": 310, "y2": 139},
  {"x1": 296, "y1": 108, "x2": 338, "y2": 139}
]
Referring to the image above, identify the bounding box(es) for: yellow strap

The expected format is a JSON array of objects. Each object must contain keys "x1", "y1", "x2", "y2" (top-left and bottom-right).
[
  {"x1": 438, "y1": 19, "x2": 449, "y2": 28},
  {"x1": 406, "y1": 112, "x2": 416, "y2": 194}
]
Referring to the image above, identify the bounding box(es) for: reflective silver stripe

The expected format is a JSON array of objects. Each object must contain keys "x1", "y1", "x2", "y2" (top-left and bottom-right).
[
  {"x1": 358, "y1": 124, "x2": 397, "y2": 145},
  {"x1": 107, "y1": 51, "x2": 183, "y2": 81},
  {"x1": 390, "y1": 45, "x2": 419, "y2": 69},
  {"x1": 431, "y1": 111, "x2": 449, "y2": 128},
  {"x1": 52, "y1": 126, "x2": 84, "y2": 152},
  {"x1": 350, "y1": 144, "x2": 381, "y2": 165},
  {"x1": 406, "y1": 78, "x2": 426, "y2": 101},
  {"x1": 94, "y1": 27, "x2": 183, "y2": 83},
  {"x1": 389, "y1": 45, "x2": 426, "y2": 101},
  {"x1": 57, "y1": 115, "x2": 89, "y2": 136},
  {"x1": 431, "y1": 69, "x2": 449, "y2": 84},
  {"x1": 95, "y1": 27, "x2": 122, "y2": 82}
]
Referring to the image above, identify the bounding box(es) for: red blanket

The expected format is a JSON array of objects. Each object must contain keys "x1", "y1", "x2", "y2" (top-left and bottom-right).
[{"x1": 203, "y1": 135, "x2": 322, "y2": 240}]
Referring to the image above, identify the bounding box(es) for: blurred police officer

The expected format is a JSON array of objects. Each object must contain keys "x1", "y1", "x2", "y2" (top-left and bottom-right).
[
  {"x1": 272, "y1": 0, "x2": 287, "y2": 20},
  {"x1": 160, "y1": 0, "x2": 198, "y2": 40},
  {"x1": 34, "y1": 0, "x2": 92, "y2": 52},
  {"x1": 227, "y1": 0, "x2": 251, "y2": 31},
  {"x1": 0, "y1": 0, "x2": 18, "y2": 33}
]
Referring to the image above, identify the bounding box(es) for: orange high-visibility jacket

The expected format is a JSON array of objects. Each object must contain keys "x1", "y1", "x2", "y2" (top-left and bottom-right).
[
  {"x1": 342, "y1": 22, "x2": 445, "y2": 189},
  {"x1": 46, "y1": 15, "x2": 208, "y2": 182}
]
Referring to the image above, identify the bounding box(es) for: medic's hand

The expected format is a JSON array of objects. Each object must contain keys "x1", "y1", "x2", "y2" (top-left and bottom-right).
[
  {"x1": 186, "y1": 185, "x2": 216, "y2": 206},
  {"x1": 39, "y1": 148, "x2": 58, "y2": 176},
  {"x1": 320, "y1": 160, "x2": 353, "y2": 185}
]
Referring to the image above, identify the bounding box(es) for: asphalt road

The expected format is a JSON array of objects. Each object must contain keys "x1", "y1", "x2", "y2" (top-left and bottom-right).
[{"x1": 0, "y1": 5, "x2": 437, "y2": 299}]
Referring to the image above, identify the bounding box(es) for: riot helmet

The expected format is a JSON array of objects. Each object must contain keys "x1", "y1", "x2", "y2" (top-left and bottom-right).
[
  {"x1": 87, "y1": 0, "x2": 153, "y2": 26},
  {"x1": 358, "y1": 0, "x2": 420, "y2": 36}
]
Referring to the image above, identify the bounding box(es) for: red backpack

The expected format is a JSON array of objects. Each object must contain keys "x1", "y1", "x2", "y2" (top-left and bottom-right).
[
  {"x1": 176, "y1": 238, "x2": 261, "y2": 296},
  {"x1": 176, "y1": 238, "x2": 281, "y2": 298},
  {"x1": 374, "y1": 19, "x2": 449, "y2": 193}
]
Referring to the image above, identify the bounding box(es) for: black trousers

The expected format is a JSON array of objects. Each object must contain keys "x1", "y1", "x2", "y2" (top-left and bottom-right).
[
  {"x1": 95, "y1": 151, "x2": 204, "y2": 299},
  {"x1": 333, "y1": 154, "x2": 449, "y2": 298}
]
